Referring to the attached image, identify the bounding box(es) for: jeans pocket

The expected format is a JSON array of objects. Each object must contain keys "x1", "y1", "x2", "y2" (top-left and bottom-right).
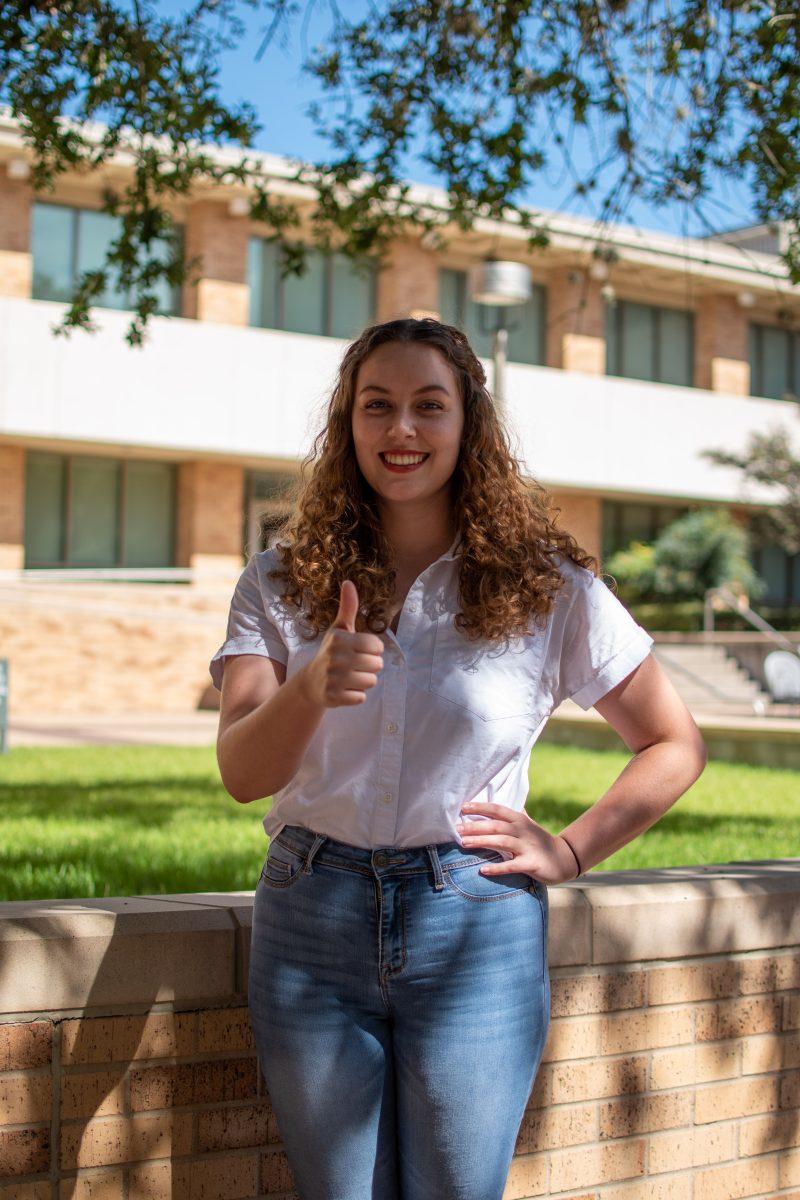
[
  {"x1": 261, "y1": 837, "x2": 307, "y2": 888},
  {"x1": 444, "y1": 852, "x2": 534, "y2": 902}
]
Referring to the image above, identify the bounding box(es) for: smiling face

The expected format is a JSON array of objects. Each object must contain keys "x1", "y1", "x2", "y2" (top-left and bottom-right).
[{"x1": 351, "y1": 341, "x2": 465, "y2": 508}]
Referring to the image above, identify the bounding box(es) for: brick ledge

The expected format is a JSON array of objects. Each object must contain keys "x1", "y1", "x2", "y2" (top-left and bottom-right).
[{"x1": 1, "y1": 861, "x2": 798, "y2": 1014}]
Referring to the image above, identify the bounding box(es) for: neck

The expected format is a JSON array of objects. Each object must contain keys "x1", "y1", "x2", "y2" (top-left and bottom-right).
[{"x1": 378, "y1": 499, "x2": 457, "y2": 572}]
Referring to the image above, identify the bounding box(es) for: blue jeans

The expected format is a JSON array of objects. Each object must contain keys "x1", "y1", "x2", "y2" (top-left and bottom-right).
[{"x1": 248, "y1": 823, "x2": 551, "y2": 1200}]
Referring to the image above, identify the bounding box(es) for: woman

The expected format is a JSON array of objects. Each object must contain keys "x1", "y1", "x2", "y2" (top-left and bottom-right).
[{"x1": 209, "y1": 317, "x2": 707, "y2": 1200}]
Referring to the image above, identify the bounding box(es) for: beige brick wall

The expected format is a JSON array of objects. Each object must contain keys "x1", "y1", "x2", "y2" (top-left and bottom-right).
[
  {"x1": 0, "y1": 443, "x2": 24, "y2": 570},
  {"x1": 176, "y1": 460, "x2": 245, "y2": 578},
  {"x1": 0, "y1": 580, "x2": 232, "y2": 715},
  {"x1": 545, "y1": 268, "x2": 606, "y2": 374},
  {"x1": 549, "y1": 491, "x2": 603, "y2": 563},
  {"x1": 0, "y1": 455, "x2": 246, "y2": 715},
  {"x1": 0, "y1": 168, "x2": 32, "y2": 298},
  {"x1": 695, "y1": 293, "x2": 751, "y2": 395},
  {"x1": 375, "y1": 237, "x2": 441, "y2": 322},
  {"x1": 182, "y1": 201, "x2": 250, "y2": 324},
  {"x1": 1, "y1": 864, "x2": 798, "y2": 1197}
]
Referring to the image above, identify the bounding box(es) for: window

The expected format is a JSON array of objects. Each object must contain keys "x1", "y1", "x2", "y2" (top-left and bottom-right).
[
  {"x1": 248, "y1": 239, "x2": 376, "y2": 338},
  {"x1": 749, "y1": 323, "x2": 800, "y2": 401},
  {"x1": 750, "y1": 540, "x2": 800, "y2": 607},
  {"x1": 31, "y1": 202, "x2": 181, "y2": 316},
  {"x1": 244, "y1": 469, "x2": 296, "y2": 555},
  {"x1": 605, "y1": 300, "x2": 694, "y2": 387},
  {"x1": 23, "y1": 451, "x2": 176, "y2": 570},
  {"x1": 601, "y1": 499, "x2": 691, "y2": 560},
  {"x1": 438, "y1": 268, "x2": 546, "y2": 365}
]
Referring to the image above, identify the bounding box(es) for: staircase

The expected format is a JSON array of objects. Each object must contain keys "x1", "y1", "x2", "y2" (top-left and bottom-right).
[{"x1": 652, "y1": 642, "x2": 771, "y2": 715}]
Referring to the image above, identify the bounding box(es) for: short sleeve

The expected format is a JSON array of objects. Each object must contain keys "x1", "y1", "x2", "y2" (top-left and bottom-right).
[
  {"x1": 208, "y1": 555, "x2": 290, "y2": 691},
  {"x1": 554, "y1": 564, "x2": 654, "y2": 711}
]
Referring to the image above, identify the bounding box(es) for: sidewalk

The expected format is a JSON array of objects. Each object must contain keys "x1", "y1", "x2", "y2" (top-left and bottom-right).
[
  {"x1": 6, "y1": 711, "x2": 220, "y2": 747},
  {"x1": 6, "y1": 701, "x2": 800, "y2": 750}
]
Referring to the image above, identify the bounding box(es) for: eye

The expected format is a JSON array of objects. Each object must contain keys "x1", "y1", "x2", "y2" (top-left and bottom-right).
[{"x1": 363, "y1": 400, "x2": 443, "y2": 410}]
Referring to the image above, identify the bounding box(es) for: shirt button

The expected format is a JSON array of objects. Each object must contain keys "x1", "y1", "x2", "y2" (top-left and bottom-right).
[
  {"x1": 407, "y1": 603, "x2": 418, "y2": 613},
  {"x1": 382, "y1": 792, "x2": 393, "y2": 804},
  {"x1": 385, "y1": 722, "x2": 398, "y2": 734}
]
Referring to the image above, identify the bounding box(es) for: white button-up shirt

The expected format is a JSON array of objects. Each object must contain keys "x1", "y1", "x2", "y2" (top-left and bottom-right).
[{"x1": 209, "y1": 535, "x2": 654, "y2": 852}]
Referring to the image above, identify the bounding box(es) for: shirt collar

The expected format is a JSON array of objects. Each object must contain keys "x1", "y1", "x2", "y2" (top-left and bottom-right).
[{"x1": 440, "y1": 532, "x2": 463, "y2": 561}]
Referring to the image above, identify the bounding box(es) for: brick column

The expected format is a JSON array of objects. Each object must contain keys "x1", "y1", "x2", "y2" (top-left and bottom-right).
[
  {"x1": 0, "y1": 443, "x2": 26, "y2": 570},
  {"x1": 545, "y1": 267, "x2": 606, "y2": 374},
  {"x1": 175, "y1": 461, "x2": 245, "y2": 582},
  {"x1": 548, "y1": 490, "x2": 603, "y2": 563},
  {"x1": 375, "y1": 238, "x2": 441, "y2": 322},
  {"x1": 695, "y1": 293, "x2": 750, "y2": 394},
  {"x1": 0, "y1": 164, "x2": 32, "y2": 298},
  {"x1": 182, "y1": 201, "x2": 250, "y2": 325}
]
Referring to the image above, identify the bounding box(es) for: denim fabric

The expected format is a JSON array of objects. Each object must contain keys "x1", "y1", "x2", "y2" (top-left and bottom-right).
[{"x1": 248, "y1": 823, "x2": 551, "y2": 1200}]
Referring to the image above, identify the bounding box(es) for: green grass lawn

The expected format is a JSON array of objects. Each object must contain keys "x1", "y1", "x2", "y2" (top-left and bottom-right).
[{"x1": 0, "y1": 742, "x2": 797, "y2": 902}]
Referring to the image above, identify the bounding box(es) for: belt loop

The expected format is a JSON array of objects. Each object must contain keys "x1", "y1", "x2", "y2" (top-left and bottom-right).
[
  {"x1": 303, "y1": 834, "x2": 327, "y2": 873},
  {"x1": 426, "y1": 844, "x2": 445, "y2": 891}
]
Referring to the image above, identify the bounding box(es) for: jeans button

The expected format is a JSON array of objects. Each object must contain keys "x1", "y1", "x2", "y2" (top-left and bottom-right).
[{"x1": 374, "y1": 851, "x2": 389, "y2": 867}]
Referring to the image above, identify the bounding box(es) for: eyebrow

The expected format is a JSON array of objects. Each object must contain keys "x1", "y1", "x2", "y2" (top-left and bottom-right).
[{"x1": 358, "y1": 383, "x2": 451, "y2": 396}]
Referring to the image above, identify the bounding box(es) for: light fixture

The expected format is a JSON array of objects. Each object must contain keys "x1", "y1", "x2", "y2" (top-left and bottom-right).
[
  {"x1": 228, "y1": 196, "x2": 251, "y2": 218},
  {"x1": 737, "y1": 290, "x2": 756, "y2": 308},
  {"x1": 6, "y1": 158, "x2": 29, "y2": 181},
  {"x1": 467, "y1": 259, "x2": 534, "y2": 418},
  {"x1": 467, "y1": 259, "x2": 532, "y2": 307},
  {"x1": 589, "y1": 260, "x2": 609, "y2": 282}
]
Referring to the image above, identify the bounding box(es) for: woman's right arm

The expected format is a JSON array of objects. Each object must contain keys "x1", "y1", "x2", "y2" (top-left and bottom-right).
[
  {"x1": 215, "y1": 580, "x2": 384, "y2": 803},
  {"x1": 216, "y1": 654, "x2": 326, "y2": 803}
]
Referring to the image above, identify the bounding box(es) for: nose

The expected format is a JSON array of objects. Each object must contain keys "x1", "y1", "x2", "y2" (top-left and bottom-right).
[{"x1": 387, "y1": 410, "x2": 418, "y2": 438}]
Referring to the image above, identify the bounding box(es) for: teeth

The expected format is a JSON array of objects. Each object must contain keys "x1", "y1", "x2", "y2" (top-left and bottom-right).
[{"x1": 383, "y1": 453, "x2": 428, "y2": 465}]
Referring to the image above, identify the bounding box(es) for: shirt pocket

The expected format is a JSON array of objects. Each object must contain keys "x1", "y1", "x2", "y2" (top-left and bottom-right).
[{"x1": 426, "y1": 613, "x2": 546, "y2": 723}]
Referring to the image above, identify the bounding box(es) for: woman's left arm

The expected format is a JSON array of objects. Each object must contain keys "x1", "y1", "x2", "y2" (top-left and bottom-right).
[
  {"x1": 552, "y1": 651, "x2": 708, "y2": 876},
  {"x1": 456, "y1": 653, "x2": 708, "y2": 883}
]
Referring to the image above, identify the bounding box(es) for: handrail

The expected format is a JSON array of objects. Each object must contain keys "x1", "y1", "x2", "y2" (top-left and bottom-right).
[{"x1": 704, "y1": 585, "x2": 798, "y2": 655}]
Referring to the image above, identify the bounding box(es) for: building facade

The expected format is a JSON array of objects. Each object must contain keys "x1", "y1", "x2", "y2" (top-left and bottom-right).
[{"x1": 0, "y1": 116, "x2": 798, "y2": 714}]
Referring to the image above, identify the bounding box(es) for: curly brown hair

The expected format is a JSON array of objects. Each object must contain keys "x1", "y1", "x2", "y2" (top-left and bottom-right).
[{"x1": 265, "y1": 316, "x2": 598, "y2": 645}]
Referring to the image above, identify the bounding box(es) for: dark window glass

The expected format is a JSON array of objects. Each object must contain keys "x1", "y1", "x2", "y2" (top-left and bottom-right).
[
  {"x1": 23, "y1": 451, "x2": 176, "y2": 570},
  {"x1": 748, "y1": 533, "x2": 800, "y2": 606},
  {"x1": 31, "y1": 202, "x2": 181, "y2": 316},
  {"x1": 601, "y1": 499, "x2": 692, "y2": 559},
  {"x1": 283, "y1": 247, "x2": 326, "y2": 335},
  {"x1": 330, "y1": 252, "x2": 375, "y2": 339},
  {"x1": 31, "y1": 204, "x2": 75, "y2": 302},
  {"x1": 247, "y1": 239, "x2": 376, "y2": 337},
  {"x1": 659, "y1": 307, "x2": 694, "y2": 387},
  {"x1": 438, "y1": 268, "x2": 546, "y2": 365},
  {"x1": 749, "y1": 323, "x2": 798, "y2": 401},
  {"x1": 69, "y1": 457, "x2": 119, "y2": 566},
  {"x1": 76, "y1": 209, "x2": 128, "y2": 310},
  {"x1": 123, "y1": 461, "x2": 175, "y2": 567},
  {"x1": 605, "y1": 300, "x2": 693, "y2": 387},
  {"x1": 24, "y1": 452, "x2": 64, "y2": 564},
  {"x1": 621, "y1": 302, "x2": 654, "y2": 382}
]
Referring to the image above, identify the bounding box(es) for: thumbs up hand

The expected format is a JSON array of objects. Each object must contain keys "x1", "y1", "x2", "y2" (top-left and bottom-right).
[{"x1": 301, "y1": 581, "x2": 385, "y2": 708}]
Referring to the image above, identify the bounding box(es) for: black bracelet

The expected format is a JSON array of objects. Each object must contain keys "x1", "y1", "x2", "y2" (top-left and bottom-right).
[{"x1": 560, "y1": 834, "x2": 582, "y2": 879}]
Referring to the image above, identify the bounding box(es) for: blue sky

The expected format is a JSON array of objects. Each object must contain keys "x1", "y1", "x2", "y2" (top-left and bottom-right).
[{"x1": 187, "y1": 0, "x2": 759, "y2": 240}]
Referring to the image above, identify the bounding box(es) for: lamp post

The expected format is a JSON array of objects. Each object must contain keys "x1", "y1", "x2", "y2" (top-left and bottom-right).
[{"x1": 467, "y1": 259, "x2": 533, "y2": 420}]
